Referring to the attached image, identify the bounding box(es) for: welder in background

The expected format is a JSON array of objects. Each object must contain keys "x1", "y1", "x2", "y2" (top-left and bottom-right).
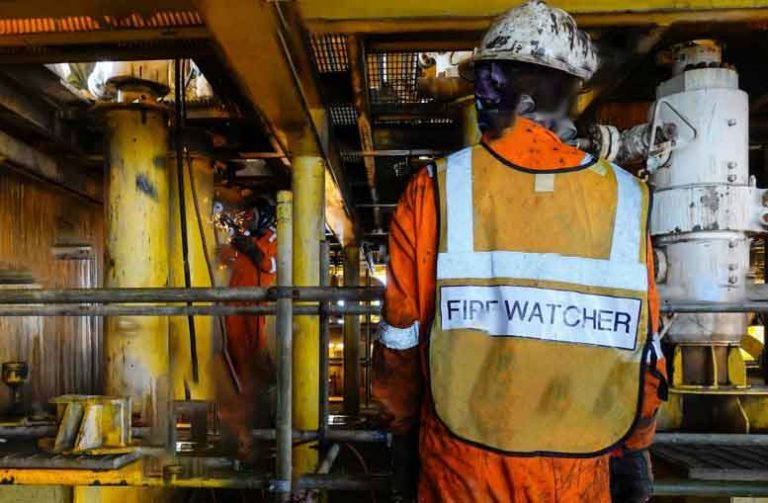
[{"x1": 217, "y1": 196, "x2": 278, "y2": 464}]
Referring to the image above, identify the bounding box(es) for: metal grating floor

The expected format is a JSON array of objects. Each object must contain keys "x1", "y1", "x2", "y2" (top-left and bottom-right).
[
  {"x1": 311, "y1": 34, "x2": 349, "y2": 74},
  {"x1": 366, "y1": 52, "x2": 431, "y2": 106},
  {"x1": 329, "y1": 103, "x2": 358, "y2": 126},
  {"x1": 652, "y1": 443, "x2": 768, "y2": 481}
]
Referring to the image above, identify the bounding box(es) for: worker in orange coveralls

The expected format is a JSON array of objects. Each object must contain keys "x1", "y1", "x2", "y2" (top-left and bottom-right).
[
  {"x1": 220, "y1": 198, "x2": 277, "y2": 463},
  {"x1": 372, "y1": 2, "x2": 668, "y2": 502},
  {"x1": 226, "y1": 198, "x2": 278, "y2": 378}
]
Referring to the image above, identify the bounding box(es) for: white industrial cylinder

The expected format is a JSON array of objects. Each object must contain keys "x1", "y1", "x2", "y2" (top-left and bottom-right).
[{"x1": 650, "y1": 42, "x2": 764, "y2": 344}]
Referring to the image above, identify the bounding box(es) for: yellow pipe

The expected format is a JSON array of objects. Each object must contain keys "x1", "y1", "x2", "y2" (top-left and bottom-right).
[
  {"x1": 292, "y1": 155, "x2": 324, "y2": 475},
  {"x1": 103, "y1": 104, "x2": 170, "y2": 443},
  {"x1": 99, "y1": 103, "x2": 172, "y2": 503},
  {"x1": 169, "y1": 152, "x2": 217, "y2": 400}
]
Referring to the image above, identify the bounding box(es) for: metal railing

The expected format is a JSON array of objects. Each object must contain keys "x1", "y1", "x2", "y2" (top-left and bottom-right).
[
  {"x1": 3, "y1": 270, "x2": 768, "y2": 494},
  {"x1": 0, "y1": 286, "x2": 385, "y2": 493}
]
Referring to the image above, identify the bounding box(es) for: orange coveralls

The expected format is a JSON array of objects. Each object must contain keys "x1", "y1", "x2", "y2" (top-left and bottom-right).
[
  {"x1": 225, "y1": 228, "x2": 277, "y2": 378},
  {"x1": 373, "y1": 117, "x2": 667, "y2": 502}
]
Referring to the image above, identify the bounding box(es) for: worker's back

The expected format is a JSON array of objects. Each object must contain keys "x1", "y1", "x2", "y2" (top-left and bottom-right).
[{"x1": 373, "y1": 117, "x2": 665, "y2": 502}]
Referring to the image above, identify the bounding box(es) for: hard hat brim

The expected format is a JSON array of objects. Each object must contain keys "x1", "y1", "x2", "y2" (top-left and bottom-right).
[{"x1": 473, "y1": 50, "x2": 594, "y2": 81}]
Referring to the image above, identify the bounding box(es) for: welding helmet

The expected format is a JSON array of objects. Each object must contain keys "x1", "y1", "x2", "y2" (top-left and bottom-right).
[{"x1": 247, "y1": 198, "x2": 276, "y2": 237}]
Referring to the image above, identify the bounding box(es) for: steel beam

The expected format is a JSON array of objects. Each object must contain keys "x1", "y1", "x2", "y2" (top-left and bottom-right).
[
  {"x1": 0, "y1": 65, "x2": 90, "y2": 107},
  {"x1": 193, "y1": 0, "x2": 356, "y2": 245},
  {"x1": 347, "y1": 35, "x2": 382, "y2": 231},
  {"x1": 0, "y1": 73, "x2": 60, "y2": 135},
  {"x1": 0, "y1": 129, "x2": 101, "y2": 203},
  {"x1": 0, "y1": 27, "x2": 208, "y2": 49},
  {"x1": 302, "y1": 2, "x2": 768, "y2": 33}
]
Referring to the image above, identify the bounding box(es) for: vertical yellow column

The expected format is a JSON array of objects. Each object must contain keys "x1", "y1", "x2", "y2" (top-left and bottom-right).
[
  {"x1": 292, "y1": 155, "x2": 324, "y2": 475},
  {"x1": 343, "y1": 245, "x2": 361, "y2": 415},
  {"x1": 169, "y1": 152, "x2": 217, "y2": 400},
  {"x1": 103, "y1": 104, "x2": 170, "y2": 443},
  {"x1": 98, "y1": 100, "x2": 172, "y2": 502}
]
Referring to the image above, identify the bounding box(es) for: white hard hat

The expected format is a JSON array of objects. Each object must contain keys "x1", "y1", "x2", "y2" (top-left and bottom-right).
[{"x1": 474, "y1": 0, "x2": 598, "y2": 81}]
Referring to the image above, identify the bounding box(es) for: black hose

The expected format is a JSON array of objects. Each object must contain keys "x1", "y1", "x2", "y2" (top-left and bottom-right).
[
  {"x1": 185, "y1": 150, "x2": 241, "y2": 393},
  {"x1": 175, "y1": 58, "x2": 199, "y2": 385}
]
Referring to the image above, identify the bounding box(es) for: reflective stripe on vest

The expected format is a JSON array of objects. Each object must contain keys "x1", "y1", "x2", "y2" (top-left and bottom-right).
[
  {"x1": 430, "y1": 145, "x2": 650, "y2": 456},
  {"x1": 439, "y1": 149, "x2": 647, "y2": 292}
]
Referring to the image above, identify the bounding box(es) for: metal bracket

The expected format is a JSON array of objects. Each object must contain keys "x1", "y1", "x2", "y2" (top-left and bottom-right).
[
  {"x1": 647, "y1": 99, "x2": 698, "y2": 173},
  {"x1": 48, "y1": 395, "x2": 131, "y2": 455}
]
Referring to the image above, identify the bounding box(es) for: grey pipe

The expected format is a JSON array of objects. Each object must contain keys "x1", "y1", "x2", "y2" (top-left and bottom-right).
[
  {"x1": 0, "y1": 425, "x2": 389, "y2": 444},
  {"x1": 251, "y1": 429, "x2": 389, "y2": 443},
  {"x1": 297, "y1": 474, "x2": 389, "y2": 491},
  {"x1": 275, "y1": 191, "x2": 293, "y2": 497},
  {"x1": 662, "y1": 301, "x2": 768, "y2": 313},
  {"x1": 654, "y1": 479, "x2": 768, "y2": 497},
  {"x1": 316, "y1": 443, "x2": 340, "y2": 474},
  {"x1": 0, "y1": 304, "x2": 379, "y2": 317},
  {"x1": 0, "y1": 286, "x2": 383, "y2": 305},
  {"x1": 319, "y1": 241, "x2": 331, "y2": 446},
  {"x1": 653, "y1": 433, "x2": 768, "y2": 446}
]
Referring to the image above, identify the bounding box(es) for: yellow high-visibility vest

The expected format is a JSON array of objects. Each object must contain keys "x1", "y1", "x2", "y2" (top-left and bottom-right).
[{"x1": 429, "y1": 144, "x2": 650, "y2": 456}]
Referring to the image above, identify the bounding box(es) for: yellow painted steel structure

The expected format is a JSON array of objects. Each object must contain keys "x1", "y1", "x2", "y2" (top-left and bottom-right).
[
  {"x1": 194, "y1": 0, "x2": 356, "y2": 246},
  {"x1": 302, "y1": 0, "x2": 768, "y2": 33},
  {"x1": 103, "y1": 104, "x2": 171, "y2": 442},
  {"x1": 0, "y1": 457, "x2": 254, "y2": 489},
  {"x1": 100, "y1": 102, "x2": 172, "y2": 503},
  {"x1": 169, "y1": 152, "x2": 217, "y2": 400},
  {"x1": 291, "y1": 155, "x2": 325, "y2": 475}
]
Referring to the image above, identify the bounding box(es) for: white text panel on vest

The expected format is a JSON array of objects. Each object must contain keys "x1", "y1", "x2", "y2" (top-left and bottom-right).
[{"x1": 440, "y1": 285, "x2": 641, "y2": 350}]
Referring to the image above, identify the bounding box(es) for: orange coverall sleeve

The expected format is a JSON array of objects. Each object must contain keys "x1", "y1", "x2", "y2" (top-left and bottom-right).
[
  {"x1": 372, "y1": 168, "x2": 667, "y2": 447},
  {"x1": 371, "y1": 168, "x2": 436, "y2": 435}
]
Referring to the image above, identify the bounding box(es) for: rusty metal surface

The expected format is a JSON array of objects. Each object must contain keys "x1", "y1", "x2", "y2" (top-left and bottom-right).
[
  {"x1": 652, "y1": 443, "x2": 768, "y2": 481},
  {"x1": 0, "y1": 129, "x2": 102, "y2": 203},
  {"x1": 0, "y1": 170, "x2": 103, "y2": 414},
  {"x1": 0, "y1": 11, "x2": 202, "y2": 36},
  {"x1": 0, "y1": 447, "x2": 140, "y2": 469}
]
